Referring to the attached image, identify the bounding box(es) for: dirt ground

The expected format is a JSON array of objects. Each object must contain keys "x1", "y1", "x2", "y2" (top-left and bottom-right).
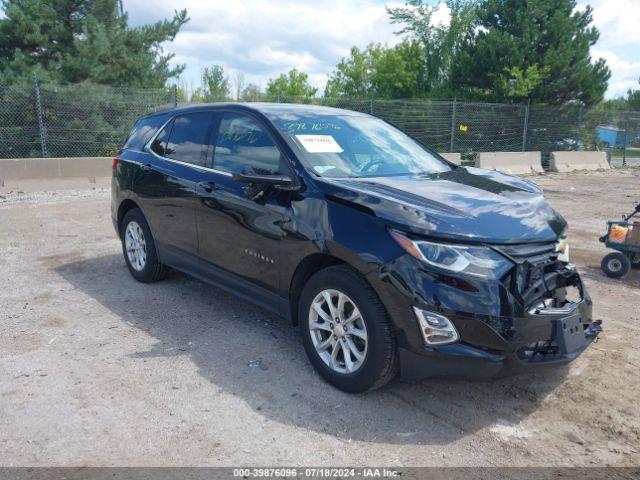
[{"x1": 0, "y1": 170, "x2": 638, "y2": 467}]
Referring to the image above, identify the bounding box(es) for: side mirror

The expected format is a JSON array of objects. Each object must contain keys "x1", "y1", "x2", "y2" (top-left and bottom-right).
[{"x1": 232, "y1": 171, "x2": 294, "y2": 188}]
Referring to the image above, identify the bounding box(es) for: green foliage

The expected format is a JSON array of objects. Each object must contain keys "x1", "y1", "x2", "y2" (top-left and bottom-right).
[
  {"x1": 324, "y1": 46, "x2": 372, "y2": 98},
  {"x1": 453, "y1": 0, "x2": 610, "y2": 105},
  {"x1": 240, "y1": 83, "x2": 263, "y2": 102},
  {"x1": 324, "y1": 41, "x2": 424, "y2": 99},
  {"x1": 174, "y1": 85, "x2": 189, "y2": 104},
  {"x1": 0, "y1": 82, "x2": 173, "y2": 158},
  {"x1": 386, "y1": 0, "x2": 477, "y2": 98},
  {"x1": 499, "y1": 65, "x2": 550, "y2": 101},
  {"x1": 0, "y1": 0, "x2": 188, "y2": 87},
  {"x1": 0, "y1": 83, "x2": 41, "y2": 157},
  {"x1": 627, "y1": 81, "x2": 640, "y2": 111},
  {"x1": 198, "y1": 65, "x2": 231, "y2": 101},
  {"x1": 266, "y1": 69, "x2": 317, "y2": 100}
]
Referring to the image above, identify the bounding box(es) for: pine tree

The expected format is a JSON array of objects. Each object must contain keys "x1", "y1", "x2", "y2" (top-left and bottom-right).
[
  {"x1": 453, "y1": 0, "x2": 610, "y2": 105},
  {"x1": 0, "y1": 0, "x2": 188, "y2": 87}
]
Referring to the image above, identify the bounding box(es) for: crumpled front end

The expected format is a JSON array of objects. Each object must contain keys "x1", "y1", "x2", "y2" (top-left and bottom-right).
[{"x1": 371, "y1": 241, "x2": 602, "y2": 381}]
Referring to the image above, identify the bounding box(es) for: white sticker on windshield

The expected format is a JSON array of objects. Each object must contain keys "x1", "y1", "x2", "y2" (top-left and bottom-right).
[{"x1": 295, "y1": 135, "x2": 343, "y2": 153}]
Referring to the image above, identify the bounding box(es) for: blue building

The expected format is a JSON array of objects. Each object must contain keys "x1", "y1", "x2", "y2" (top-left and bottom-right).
[{"x1": 596, "y1": 125, "x2": 632, "y2": 147}]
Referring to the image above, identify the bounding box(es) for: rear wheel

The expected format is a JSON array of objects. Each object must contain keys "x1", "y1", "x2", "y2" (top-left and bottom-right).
[
  {"x1": 630, "y1": 253, "x2": 640, "y2": 269},
  {"x1": 601, "y1": 252, "x2": 630, "y2": 279},
  {"x1": 121, "y1": 208, "x2": 167, "y2": 283},
  {"x1": 299, "y1": 265, "x2": 398, "y2": 393}
]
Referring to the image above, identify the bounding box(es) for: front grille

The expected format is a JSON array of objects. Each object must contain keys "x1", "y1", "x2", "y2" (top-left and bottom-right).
[
  {"x1": 494, "y1": 242, "x2": 562, "y2": 308},
  {"x1": 496, "y1": 242, "x2": 558, "y2": 263}
]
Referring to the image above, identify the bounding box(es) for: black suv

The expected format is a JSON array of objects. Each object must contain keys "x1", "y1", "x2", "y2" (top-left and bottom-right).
[{"x1": 111, "y1": 103, "x2": 601, "y2": 393}]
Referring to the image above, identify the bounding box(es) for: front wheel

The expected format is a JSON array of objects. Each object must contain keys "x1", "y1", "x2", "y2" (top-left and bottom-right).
[
  {"x1": 601, "y1": 252, "x2": 631, "y2": 279},
  {"x1": 299, "y1": 265, "x2": 398, "y2": 393},
  {"x1": 630, "y1": 253, "x2": 640, "y2": 270}
]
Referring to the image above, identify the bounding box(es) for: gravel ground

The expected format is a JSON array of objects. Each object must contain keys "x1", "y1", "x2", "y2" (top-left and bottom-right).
[{"x1": 0, "y1": 170, "x2": 638, "y2": 467}]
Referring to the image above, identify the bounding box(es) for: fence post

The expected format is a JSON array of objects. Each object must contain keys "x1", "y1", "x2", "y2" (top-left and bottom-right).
[
  {"x1": 623, "y1": 112, "x2": 629, "y2": 167},
  {"x1": 370, "y1": 96, "x2": 375, "y2": 116},
  {"x1": 450, "y1": 98, "x2": 457, "y2": 152},
  {"x1": 522, "y1": 99, "x2": 530, "y2": 152},
  {"x1": 33, "y1": 74, "x2": 49, "y2": 158},
  {"x1": 577, "y1": 104, "x2": 584, "y2": 146},
  {"x1": 172, "y1": 84, "x2": 178, "y2": 108}
]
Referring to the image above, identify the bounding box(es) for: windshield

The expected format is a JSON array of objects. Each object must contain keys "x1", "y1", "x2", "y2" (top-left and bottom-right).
[{"x1": 269, "y1": 112, "x2": 452, "y2": 178}]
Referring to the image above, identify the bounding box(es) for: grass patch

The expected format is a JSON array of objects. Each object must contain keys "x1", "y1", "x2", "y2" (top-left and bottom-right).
[{"x1": 612, "y1": 149, "x2": 640, "y2": 159}]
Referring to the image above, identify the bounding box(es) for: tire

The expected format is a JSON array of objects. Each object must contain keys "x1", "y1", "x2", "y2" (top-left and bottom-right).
[
  {"x1": 120, "y1": 208, "x2": 168, "y2": 283},
  {"x1": 630, "y1": 254, "x2": 640, "y2": 270},
  {"x1": 298, "y1": 265, "x2": 398, "y2": 393},
  {"x1": 601, "y1": 252, "x2": 631, "y2": 279}
]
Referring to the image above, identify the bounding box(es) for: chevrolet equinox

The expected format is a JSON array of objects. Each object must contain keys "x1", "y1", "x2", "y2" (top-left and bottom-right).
[{"x1": 111, "y1": 103, "x2": 601, "y2": 393}]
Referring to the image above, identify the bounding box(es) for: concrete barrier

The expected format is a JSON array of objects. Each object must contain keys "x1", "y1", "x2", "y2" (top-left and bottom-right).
[
  {"x1": 0, "y1": 157, "x2": 111, "y2": 181},
  {"x1": 549, "y1": 151, "x2": 610, "y2": 172},
  {"x1": 440, "y1": 153, "x2": 461, "y2": 165},
  {"x1": 475, "y1": 152, "x2": 543, "y2": 175}
]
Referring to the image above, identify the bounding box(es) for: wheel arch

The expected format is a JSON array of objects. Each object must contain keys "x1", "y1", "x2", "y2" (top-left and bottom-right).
[
  {"x1": 288, "y1": 253, "x2": 345, "y2": 326},
  {"x1": 117, "y1": 199, "x2": 142, "y2": 236}
]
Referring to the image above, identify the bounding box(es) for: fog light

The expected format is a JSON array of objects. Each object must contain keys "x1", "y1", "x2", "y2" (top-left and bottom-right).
[{"x1": 413, "y1": 307, "x2": 459, "y2": 346}]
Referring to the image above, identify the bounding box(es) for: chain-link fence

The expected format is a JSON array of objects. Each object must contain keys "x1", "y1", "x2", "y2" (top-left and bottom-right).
[
  {"x1": 2, "y1": 79, "x2": 640, "y2": 169},
  {"x1": 0, "y1": 80, "x2": 173, "y2": 158}
]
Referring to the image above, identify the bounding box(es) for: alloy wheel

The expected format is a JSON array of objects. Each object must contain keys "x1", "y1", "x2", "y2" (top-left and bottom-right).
[
  {"x1": 125, "y1": 220, "x2": 147, "y2": 272},
  {"x1": 308, "y1": 289, "x2": 368, "y2": 374}
]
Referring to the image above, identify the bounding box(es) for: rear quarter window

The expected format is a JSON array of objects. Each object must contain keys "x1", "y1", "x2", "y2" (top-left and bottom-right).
[{"x1": 123, "y1": 114, "x2": 171, "y2": 150}]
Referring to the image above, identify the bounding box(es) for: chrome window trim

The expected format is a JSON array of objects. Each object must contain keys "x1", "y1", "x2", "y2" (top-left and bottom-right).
[{"x1": 144, "y1": 115, "x2": 233, "y2": 177}]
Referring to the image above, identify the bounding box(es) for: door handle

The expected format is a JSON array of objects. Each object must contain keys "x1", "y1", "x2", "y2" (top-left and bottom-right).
[
  {"x1": 140, "y1": 163, "x2": 152, "y2": 173},
  {"x1": 197, "y1": 181, "x2": 218, "y2": 194}
]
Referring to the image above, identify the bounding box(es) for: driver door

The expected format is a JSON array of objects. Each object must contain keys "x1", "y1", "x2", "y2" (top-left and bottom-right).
[{"x1": 195, "y1": 111, "x2": 293, "y2": 294}]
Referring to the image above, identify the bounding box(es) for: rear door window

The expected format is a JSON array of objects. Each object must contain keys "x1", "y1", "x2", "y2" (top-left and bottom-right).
[
  {"x1": 164, "y1": 112, "x2": 214, "y2": 167},
  {"x1": 124, "y1": 114, "x2": 170, "y2": 150},
  {"x1": 213, "y1": 112, "x2": 282, "y2": 175},
  {"x1": 150, "y1": 119, "x2": 173, "y2": 157}
]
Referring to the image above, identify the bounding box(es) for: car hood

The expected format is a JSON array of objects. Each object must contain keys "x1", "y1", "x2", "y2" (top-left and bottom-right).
[{"x1": 316, "y1": 166, "x2": 567, "y2": 244}]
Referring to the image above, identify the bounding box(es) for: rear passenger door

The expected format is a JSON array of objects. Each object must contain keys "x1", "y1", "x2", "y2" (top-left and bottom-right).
[{"x1": 133, "y1": 110, "x2": 216, "y2": 266}]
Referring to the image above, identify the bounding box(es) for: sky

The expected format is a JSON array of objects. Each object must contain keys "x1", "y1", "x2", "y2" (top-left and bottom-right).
[
  {"x1": 124, "y1": 0, "x2": 404, "y2": 94},
  {"x1": 122, "y1": 0, "x2": 640, "y2": 99},
  {"x1": 3, "y1": 0, "x2": 639, "y2": 98},
  {"x1": 580, "y1": 0, "x2": 640, "y2": 98}
]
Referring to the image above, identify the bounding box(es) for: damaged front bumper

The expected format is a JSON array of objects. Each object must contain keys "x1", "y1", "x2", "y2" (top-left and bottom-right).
[
  {"x1": 375, "y1": 251, "x2": 603, "y2": 381},
  {"x1": 399, "y1": 300, "x2": 602, "y2": 381}
]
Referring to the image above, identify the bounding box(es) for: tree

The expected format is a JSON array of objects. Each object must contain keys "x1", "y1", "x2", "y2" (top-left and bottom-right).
[
  {"x1": 240, "y1": 83, "x2": 263, "y2": 101},
  {"x1": 324, "y1": 41, "x2": 424, "y2": 99},
  {"x1": 452, "y1": 0, "x2": 610, "y2": 105},
  {"x1": 499, "y1": 65, "x2": 550, "y2": 102},
  {"x1": 199, "y1": 65, "x2": 230, "y2": 100},
  {"x1": 0, "y1": 0, "x2": 189, "y2": 87},
  {"x1": 627, "y1": 80, "x2": 640, "y2": 111},
  {"x1": 266, "y1": 69, "x2": 317, "y2": 100},
  {"x1": 387, "y1": 0, "x2": 477, "y2": 98},
  {"x1": 233, "y1": 71, "x2": 245, "y2": 100}
]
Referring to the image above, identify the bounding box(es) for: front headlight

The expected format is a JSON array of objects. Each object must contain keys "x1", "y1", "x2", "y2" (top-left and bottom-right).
[
  {"x1": 556, "y1": 237, "x2": 570, "y2": 263},
  {"x1": 390, "y1": 230, "x2": 513, "y2": 279}
]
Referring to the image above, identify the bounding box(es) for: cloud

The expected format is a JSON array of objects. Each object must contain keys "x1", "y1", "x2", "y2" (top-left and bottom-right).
[
  {"x1": 577, "y1": 0, "x2": 640, "y2": 97},
  {"x1": 3, "y1": 0, "x2": 628, "y2": 97},
  {"x1": 592, "y1": 49, "x2": 640, "y2": 98},
  {"x1": 124, "y1": 0, "x2": 401, "y2": 92},
  {"x1": 582, "y1": 0, "x2": 640, "y2": 48}
]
